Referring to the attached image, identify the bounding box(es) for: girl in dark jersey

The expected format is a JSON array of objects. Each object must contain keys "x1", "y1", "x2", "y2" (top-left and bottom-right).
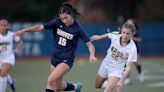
[{"x1": 14, "y1": 2, "x2": 97, "y2": 92}]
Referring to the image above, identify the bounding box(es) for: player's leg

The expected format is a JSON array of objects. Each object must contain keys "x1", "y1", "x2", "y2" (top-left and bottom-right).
[
  {"x1": 53, "y1": 63, "x2": 81, "y2": 92},
  {"x1": 7, "y1": 74, "x2": 16, "y2": 92},
  {"x1": 104, "y1": 76, "x2": 120, "y2": 92},
  {"x1": 45, "y1": 63, "x2": 69, "y2": 92},
  {"x1": 95, "y1": 74, "x2": 106, "y2": 89},
  {"x1": 95, "y1": 59, "x2": 108, "y2": 89},
  {"x1": 135, "y1": 55, "x2": 144, "y2": 82},
  {"x1": 46, "y1": 62, "x2": 79, "y2": 92},
  {"x1": 0, "y1": 63, "x2": 12, "y2": 92},
  {"x1": 134, "y1": 62, "x2": 144, "y2": 82}
]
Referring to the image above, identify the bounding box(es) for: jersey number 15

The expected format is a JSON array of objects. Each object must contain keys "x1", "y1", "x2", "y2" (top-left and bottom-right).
[{"x1": 58, "y1": 37, "x2": 67, "y2": 46}]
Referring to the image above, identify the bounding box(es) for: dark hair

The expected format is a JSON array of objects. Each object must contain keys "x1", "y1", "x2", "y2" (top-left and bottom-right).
[
  {"x1": 122, "y1": 22, "x2": 136, "y2": 34},
  {"x1": 59, "y1": 2, "x2": 81, "y2": 19},
  {"x1": 0, "y1": 16, "x2": 8, "y2": 21}
]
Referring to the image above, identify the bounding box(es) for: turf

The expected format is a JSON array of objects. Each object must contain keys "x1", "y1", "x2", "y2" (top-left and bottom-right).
[{"x1": 6, "y1": 57, "x2": 164, "y2": 92}]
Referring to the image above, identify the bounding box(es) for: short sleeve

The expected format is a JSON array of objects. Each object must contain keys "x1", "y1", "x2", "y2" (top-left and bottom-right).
[
  {"x1": 43, "y1": 18, "x2": 60, "y2": 29},
  {"x1": 127, "y1": 44, "x2": 137, "y2": 62},
  {"x1": 78, "y1": 28, "x2": 90, "y2": 43},
  {"x1": 107, "y1": 33, "x2": 113, "y2": 39}
]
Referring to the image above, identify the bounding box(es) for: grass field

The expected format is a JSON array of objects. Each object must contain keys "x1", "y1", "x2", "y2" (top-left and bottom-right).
[{"x1": 6, "y1": 57, "x2": 164, "y2": 92}]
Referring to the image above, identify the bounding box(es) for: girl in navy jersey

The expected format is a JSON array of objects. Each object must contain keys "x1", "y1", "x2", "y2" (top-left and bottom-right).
[{"x1": 14, "y1": 2, "x2": 97, "y2": 92}]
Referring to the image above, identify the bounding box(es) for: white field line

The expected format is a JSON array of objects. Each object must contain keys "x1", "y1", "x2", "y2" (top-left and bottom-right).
[
  {"x1": 146, "y1": 81, "x2": 164, "y2": 87},
  {"x1": 144, "y1": 75, "x2": 164, "y2": 80},
  {"x1": 144, "y1": 69, "x2": 164, "y2": 87}
]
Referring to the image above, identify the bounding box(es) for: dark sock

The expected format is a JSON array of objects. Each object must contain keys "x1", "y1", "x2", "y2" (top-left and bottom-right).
[
  {"x1": 64, "y1": 82, "x2": 75, "y2": 91},
  {"x1": 136, "y1": 64, "x2": 142, "y2": 74},
  {"x1": 45, "y1": 89, "x2": 54, "y2": 92}
]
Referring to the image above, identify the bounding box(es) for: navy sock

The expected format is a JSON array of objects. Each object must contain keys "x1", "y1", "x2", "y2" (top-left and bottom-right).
[
  {"x1": 64, "y1": 82, "x2": 75, "y2": 91},
  {"x1": 136, "y1": 64, "x2": 142, "y2": 74},
  {"x1": 45, "y1": 89, "x2": 54, "y2": 92}
]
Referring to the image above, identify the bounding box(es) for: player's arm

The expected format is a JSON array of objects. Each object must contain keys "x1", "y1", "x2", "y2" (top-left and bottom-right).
[
  {"x1": 133, "y1": 36, "x2": 142, "y2": 43},
  {"x1": 86, "y1": 41, "x2": 97, "y2": 63},
  {"x1": 115, "y1": 62, "x2": 134, "y2": 92},
  {"x1": 14, "y1": 25, "x2": 44, "y2": 36},
  {"x1": 91, "y1": 33, "x2": 108, "y2": 41},
  {"x1": 13, "y1": 39, "x2": 23, "y2": 54},
  {"x1": 121, "y1": 62, "x2": 133, "y2": 83}
]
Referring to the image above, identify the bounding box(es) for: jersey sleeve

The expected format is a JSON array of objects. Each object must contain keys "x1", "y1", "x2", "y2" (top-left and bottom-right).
[
  {"x1": 43, "y1": 18, "x2": 60, "y2": 29},
  {"x1": 78, "y1": 28, "x2": 90, "y2": 43},
  {"x1": 107, "y1": 32, "x2": 120, "y2": 40},
  {"x1": 127, "y1": 44, "x2": 137, "y2": 62},
  {"x1": 107, "y1": 33, "x2": 113, "y2": 39}
]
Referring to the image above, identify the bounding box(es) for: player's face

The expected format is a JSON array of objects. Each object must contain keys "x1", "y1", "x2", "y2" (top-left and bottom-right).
[
  {"x1": 121, "y1": 28, "x2": 133, "y2": 42},
  {"x1": 0, "y1": 19, "x2": 8, "y2": 33},
  {"x1": 59, "y1": 13, "x2": 73, "y2": 26}
]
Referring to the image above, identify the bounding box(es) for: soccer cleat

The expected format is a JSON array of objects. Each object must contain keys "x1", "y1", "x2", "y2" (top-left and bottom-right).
[
  {"x1": 75, "y1": 82, "x2": 82, "y2": 92},
  {"x1": 9, "y1": 78, "x2": 16, "y2": 92},
  {"x1": 138, "y1": 72, "x2": 144, "y2": 82}
]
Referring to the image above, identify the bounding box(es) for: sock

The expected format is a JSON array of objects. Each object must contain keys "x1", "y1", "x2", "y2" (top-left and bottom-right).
[
  {"x1": 0, "y1": 76, "x2": 7, "y2": 92},
  {"x1": 64, "y1": 82, "x2": 74, "y2": 91},
  {"x1": 7, "y1": 74, "x2": 13, "y2": 84},
  {"x1": 136, "y1": 64, "x2": 142, "y2": 74},
  {"x1": 101, "y1": 80, "x2": 108, "y2": 89},
  {"x1": 45, "y1": 88, "x2": 54, "y2": 92}
]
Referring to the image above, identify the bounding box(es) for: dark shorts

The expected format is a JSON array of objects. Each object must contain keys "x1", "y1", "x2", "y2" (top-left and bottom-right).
[{"x1": 51, "y1": 58, "x2": 74, "y2": 69}]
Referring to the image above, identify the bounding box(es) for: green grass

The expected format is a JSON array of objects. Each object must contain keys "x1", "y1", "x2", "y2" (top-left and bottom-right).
[{"x1": 6, "y1": 57, "x2": 164, "y2": 92}]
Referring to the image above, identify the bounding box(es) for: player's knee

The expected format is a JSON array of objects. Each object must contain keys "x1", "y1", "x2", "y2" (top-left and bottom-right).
[
  {"x1": 95, "y1": 83, "x2": 102, "y2": 89},
  {"x1": 0, "y1": 71, "x2": 8, "y2": 77},
  {"x1": 54, "y1": 83, "x2": 63, "y2": 91},
  {"x1": 106, "y1": 85, "x2": 115, "y2": 91},
  {"x1": 47, "y1": 78, "x2": 55, "y2": 86}
]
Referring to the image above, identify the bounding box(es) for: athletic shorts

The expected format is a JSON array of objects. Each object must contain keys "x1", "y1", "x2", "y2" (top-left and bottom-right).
[
  {"x1": 51, "y1": 58, "x2": 74, "y2": 69},
  {"x1": 98, "y1": 59, "x2": 123, "y2": 79},
  {"x1": 0, "y1": 54, "x2": 15, "y2": 69}
]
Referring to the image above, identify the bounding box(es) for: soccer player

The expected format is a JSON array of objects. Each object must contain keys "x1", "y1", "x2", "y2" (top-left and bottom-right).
[
  {"x1": 124, "y1": 19, "x2": 144, "y2": 85},
  {"x1": 0, "y1": 17, "x2": 22, "y2": 92},
  {"x1": 91, "y1": 23, "x2": 137, "y2": 92},
  {"x1": 14, "y1": 2, "x2": 97, "y2": 92},
  {"x1": 7, "y1": 74, "x2": 16, "y2": 92}
]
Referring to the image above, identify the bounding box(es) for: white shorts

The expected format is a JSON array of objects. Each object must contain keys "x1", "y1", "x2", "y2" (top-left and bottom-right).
[
  {"x1": 98, "y1": 58, "x2": 123, "y2": 79},
  {"x1": 0, "y1": 54, "x2": 15, "y2": 69}
]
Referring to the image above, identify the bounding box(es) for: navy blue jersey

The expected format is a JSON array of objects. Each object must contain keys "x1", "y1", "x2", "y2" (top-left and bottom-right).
[{"x1": 43, "y1": 17, "x2": 90, "y2": 60}]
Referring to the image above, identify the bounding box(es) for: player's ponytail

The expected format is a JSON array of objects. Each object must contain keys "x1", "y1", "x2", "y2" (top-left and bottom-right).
[{"x1": 59, "y1": 2, "x2": 81, "y2": 19}]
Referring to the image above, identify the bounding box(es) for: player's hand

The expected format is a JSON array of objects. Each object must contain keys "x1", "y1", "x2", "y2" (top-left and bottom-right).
[
  {"x1": 115, "y1": 80, "x2": 124, "y2": 92},
  {"x1": 89, "y1": 55, "x2": 97, "y2": 63},
  {"x1": 90, "y1": 35, "x2": 100, "y2": 41},
  {"x1": 14, "y1": 30, "x2": 25, "y2": 37},
  {"x1": 13, "y1": 49, "x2": 19, "y2": 54}
]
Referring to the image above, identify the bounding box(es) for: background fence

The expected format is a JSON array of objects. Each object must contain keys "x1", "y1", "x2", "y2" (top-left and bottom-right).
[{"x1": 10, "y1": 22, "x2": 164, "y2": 57}]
